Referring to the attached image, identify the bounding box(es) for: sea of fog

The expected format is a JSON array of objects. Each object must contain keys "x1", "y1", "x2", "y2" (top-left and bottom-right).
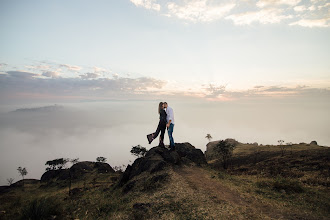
[{"x1": 0, "y1": 100, "x2": 329, "y2": 185}]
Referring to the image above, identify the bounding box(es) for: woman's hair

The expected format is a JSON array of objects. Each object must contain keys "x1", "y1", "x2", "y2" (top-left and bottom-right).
[{"x1": 158, "y1": 102, "x2": 164, "y2": 114}]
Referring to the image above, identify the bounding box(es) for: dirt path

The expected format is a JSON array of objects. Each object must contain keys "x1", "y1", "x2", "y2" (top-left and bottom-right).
[{"x1": 174, "y1": 166, "x2": 285, "y2": 219}]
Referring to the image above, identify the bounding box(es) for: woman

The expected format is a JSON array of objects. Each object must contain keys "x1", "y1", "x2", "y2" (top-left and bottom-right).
[{"x1": 147, "y1": 102, "x2": 167, "y2": 147}]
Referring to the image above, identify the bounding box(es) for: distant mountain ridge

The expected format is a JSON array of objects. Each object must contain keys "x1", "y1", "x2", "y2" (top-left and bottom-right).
[{"x1": 11, "y1": 104, "x2": 64, "y2": 113}]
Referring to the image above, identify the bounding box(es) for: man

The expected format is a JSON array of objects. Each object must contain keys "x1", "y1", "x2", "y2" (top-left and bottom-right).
[{"x1": 164, "y1": 102, "x2": 175, "y2": 150}]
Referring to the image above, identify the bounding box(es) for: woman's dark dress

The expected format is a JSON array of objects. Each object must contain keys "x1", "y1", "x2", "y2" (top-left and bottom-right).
[{"x1": 153, "y1": 109, "x2": 167, "y2": 146}]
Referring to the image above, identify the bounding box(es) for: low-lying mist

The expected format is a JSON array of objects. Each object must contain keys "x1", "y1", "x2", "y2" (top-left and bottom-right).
[{"x1": 1, "y1": 100, "x2": 329, "y2": 185}]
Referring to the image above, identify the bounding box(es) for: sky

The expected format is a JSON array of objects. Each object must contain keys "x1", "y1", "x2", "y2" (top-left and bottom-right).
[
  {"x1": 0, "y1": 0, "x2": 330, "y2": 185},
  {"x1": 0, "y1": 0, "x2": 329, "y2": 102}
]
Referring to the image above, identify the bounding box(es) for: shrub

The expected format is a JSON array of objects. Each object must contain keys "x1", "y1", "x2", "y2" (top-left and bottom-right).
[
  {"x1": 20, "y1": 197, "x2": 63, "y2": 220},
  {"x1": 272, "y1": 177, "x2": 304, "y2": 193},
  {"x1": 214, "y1": 139, "x2": 237, "y2": 169},
  {"x1": 130, "y1": 145, "x2": 147, "y2": 158},
  {"x1": 96, "y1": 157, "x2": 107, "y2": 163}
]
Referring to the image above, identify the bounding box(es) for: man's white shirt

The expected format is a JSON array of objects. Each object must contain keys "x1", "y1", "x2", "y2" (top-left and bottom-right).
[{"x1": 166, "y1": 106, "x2": 175, "y2": 124}]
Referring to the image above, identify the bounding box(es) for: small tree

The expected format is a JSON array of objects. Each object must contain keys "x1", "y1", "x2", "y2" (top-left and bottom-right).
[
  {"x1": 130, "y1": 145, "x2": 147, "y2": 158},
  {"x1": 45, "y1": 158, "x2": 69, "y2": 171},
  {"x1": 214, "y1": 140, "x2": 237, "y2": 169},
  {"x1": 17, "y1": 167, "x2": 28, "y2": 187},
  {"x1": 205, "y1": 134, "x2": 213, "y2": 142},
  {"x1": 7, "y1": 178, "x2": 14, "y2": 186},
  {"x1": 278, "y1": 140, "x2": 285, "y2": 156},
  {"x1": 96, "y1": 157, "x2": 107, "y2": 163}
]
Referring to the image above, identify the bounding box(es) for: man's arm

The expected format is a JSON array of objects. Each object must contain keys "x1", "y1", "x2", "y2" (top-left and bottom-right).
[
  {"x1": 167, "y1": 120, "x2": 171, "y2": 128},
  {"x1": 167, "y1": 108, "x2": 173, "y2": 128}
]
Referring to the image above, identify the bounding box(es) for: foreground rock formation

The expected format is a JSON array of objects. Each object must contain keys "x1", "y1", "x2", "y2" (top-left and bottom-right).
[
  {"x1": 41, "y1": 161, "x2": 114, "y2": 182},
  {"x1": 119, "y1": 142, "x2": 207, "y2": 189}
]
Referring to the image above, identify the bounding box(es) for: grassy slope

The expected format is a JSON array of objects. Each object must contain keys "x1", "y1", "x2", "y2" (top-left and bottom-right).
[{"x1": 0, "y1": 143, "x2": 329, "y2": 219}]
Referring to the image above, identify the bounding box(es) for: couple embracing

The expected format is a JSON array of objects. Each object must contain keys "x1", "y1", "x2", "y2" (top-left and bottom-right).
[{"x1": 147, "y1": 102, "x2": 175, "y2": 151}]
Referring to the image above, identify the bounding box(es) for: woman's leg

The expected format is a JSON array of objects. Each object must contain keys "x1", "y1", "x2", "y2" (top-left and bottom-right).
[
  {"x1": 159, "y1": 123, "x2": 166, "y2": 147},
  {"x1": 152, "y1": 121, "x2": 162, "y2": 141}
]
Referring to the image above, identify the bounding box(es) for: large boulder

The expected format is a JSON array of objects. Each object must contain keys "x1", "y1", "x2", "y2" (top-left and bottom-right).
[
  {"x1": 40, "y1": 161, "x2": 115, "y2": 182},
  {"x1": 175, "y1": 143, "x2": 207, "y2": 165},
  {"x1": 310, "y1": 141, "x2": 318, "y2": 145},
  {"x1": 41, "y1": 169, "x2": 70, "y2": 182},
  {"x1": 119, "y1": 143, "x2": 206, "y2": 187}
]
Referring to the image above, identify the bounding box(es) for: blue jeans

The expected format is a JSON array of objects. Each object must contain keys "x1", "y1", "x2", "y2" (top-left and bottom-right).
[{"x1": 168, "y1": 123, "x2": 175, "y2": 147}]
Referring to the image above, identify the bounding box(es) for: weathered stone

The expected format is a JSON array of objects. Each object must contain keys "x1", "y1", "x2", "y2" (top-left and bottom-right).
[{"x1": 119, "y1": 143, "x2": 207, "y2": 188}]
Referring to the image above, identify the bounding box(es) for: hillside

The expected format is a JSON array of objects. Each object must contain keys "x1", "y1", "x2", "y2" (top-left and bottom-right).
[{"x1": 0, "y1": 142, "x2": 329, "y2": 219}]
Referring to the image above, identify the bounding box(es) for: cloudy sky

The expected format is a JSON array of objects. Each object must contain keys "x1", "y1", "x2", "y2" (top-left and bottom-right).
[
  {"x1": 0, "y1": 0, "x2": 329, "y2": 103},
  {"x1": 0, "y1": 0, "x2": 329, "y2": 184}
]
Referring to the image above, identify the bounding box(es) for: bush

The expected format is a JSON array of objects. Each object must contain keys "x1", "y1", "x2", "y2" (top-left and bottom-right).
[
  {"x1": 273, "y1": 177, "x2": 304, "y2": 193},
  {"x1": 20, "y1": 197, "x2": 63, "y2": 220},
  {"x1": 130, "y1": 145, "x2": 147, "y2": 158},
  {"x1": 214, "y1": 139, "x2": 237, "y2": 169}
]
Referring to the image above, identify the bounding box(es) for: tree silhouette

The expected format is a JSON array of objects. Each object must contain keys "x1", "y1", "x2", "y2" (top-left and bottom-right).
[
  {"x1": 96, "y1": 157, "x2": 107, "y2": 163},
  {"x1": 7, "y1": 178, "x2": 14, "y2": 186},
  {"x1": 17, "y1": 167, "x2": 28, "y2": 188},
  {"x1": 214, "y1": 140, "x2": 237, "y2": 169},
  {"x1": 45, "y1": 158, "x2": 68, "y2": 171},
  {"x1": 205, "y1": 134, "x2": 213, "y2": 142},
  {"x1": 131, "y1": 145, "x2": 147, "y2": 158},
  {"x1": 278, "y1": 140, "x2": 286, "y2": 156}
]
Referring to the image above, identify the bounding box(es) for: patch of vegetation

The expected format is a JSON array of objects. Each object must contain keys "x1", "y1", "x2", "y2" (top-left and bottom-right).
[
  {"x1": 272, "y1": 177, "x2": 304, "y2": 193},
  {"x1": 256, "y1": 177, "x2": 304, "y2": 194},
  {"x1": 152, "y1": 198, "x2": 206, "y2": 220},
  {"x1": 131, "y1": 145, "x2": 147, "y2": 158},
  {"x1": 142, "y1": 173, "x2": 169, "y2": 192},
  {"x1": 20, "y1": 197, "x2": 63, "y2": 220}
]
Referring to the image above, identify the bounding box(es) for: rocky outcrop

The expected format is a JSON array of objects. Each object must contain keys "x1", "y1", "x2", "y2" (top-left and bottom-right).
[
  {"x1": 40, "y1": 161, "x2": 115, "y2": 182},
  {"x1": 41, "y1": 169, "x2": 70, "y2": 182},
  {"x1": 310, "y1": 141, "x2": 318, "y2": 145},
  {"x1": 175, "y1": 143, "x2": 207, "y2": 165},
  {"x1": 119, "y1": 143, "x2": 206, "y2": 187}
]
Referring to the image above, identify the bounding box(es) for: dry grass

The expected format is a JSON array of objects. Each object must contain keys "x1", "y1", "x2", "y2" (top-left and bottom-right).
[{"x1": 1, "y1": 143, "x2": 329, "y2": 219}]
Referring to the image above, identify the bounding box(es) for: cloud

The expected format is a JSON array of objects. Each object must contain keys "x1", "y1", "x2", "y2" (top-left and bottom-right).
[
  {"x1": 226, "y1": 8, "x2": 292, "y2": 25},
  {"x1": 6, "y1": 71, "x2": 40, "y2": 79},
  {"x1": 167, "y1": 1, "x2": 236, "y2": 22},
  {"x1": 204, "y1": 84, "x2": 226, "y2": 98},
  {"x1": 80, "y1": 72, "x2": 100, "y2": 79},
  {"x1": 256, "y1": 0, "x2": 301, "y2": 8},
  {"x1": 293, "y1": 5, "x2": 307, "y2": 12},
  {"x1": 0, "y1": 63, "x2": 8, "y2": 68},
  {"x1": 59, "y1": 64, "x2": 82, "y2": 72},
  {"x1": 128, "y1": 0, "x2": 330, "y2": 27},
  {"x1": 42, "y1": 71, "x2": 61, "y2": 78},
  {"x1": 130, "y1": 0, "x2": 161, "y2": 11},
  {"x1": 93, "y1": 67, "x2": 107, "y2": 73},
  {"x1": 25, "y1": 65, "x2": 51, "y2": 71},
  {"x1": 0, "y1": 69, "x2": 167, "y2": 102},
  {"x1": 289, "y1": 18, "x2": 330, "y2": 27}
]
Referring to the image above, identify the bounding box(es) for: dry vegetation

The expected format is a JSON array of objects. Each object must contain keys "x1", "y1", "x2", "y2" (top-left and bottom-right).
[{"x1": 0, "y1": 143, "x2": 329, "y2": 219}]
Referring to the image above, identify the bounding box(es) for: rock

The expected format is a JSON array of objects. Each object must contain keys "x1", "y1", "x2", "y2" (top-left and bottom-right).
[
  {"x1": 310, "y1": 141, "x2": 318, "y2": 145},
  {"x1": 119, "y1": 143, "x2": 207, "y2": 188},
  {"x1": 11, "y1": 179, "x2": 40, "y2": 187},
  {"x1": 175, "y1": 143, "x2": 207, "y2": 166},
  {"x1": 41, "y1": 161, "x2": 115, "y2": 182},
  {"x1": 94, "y1": 162, "x2": 115, "y2": 173},
  {"x1": 41, "y1": 170, "x2": 70, "y2": 182}
]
